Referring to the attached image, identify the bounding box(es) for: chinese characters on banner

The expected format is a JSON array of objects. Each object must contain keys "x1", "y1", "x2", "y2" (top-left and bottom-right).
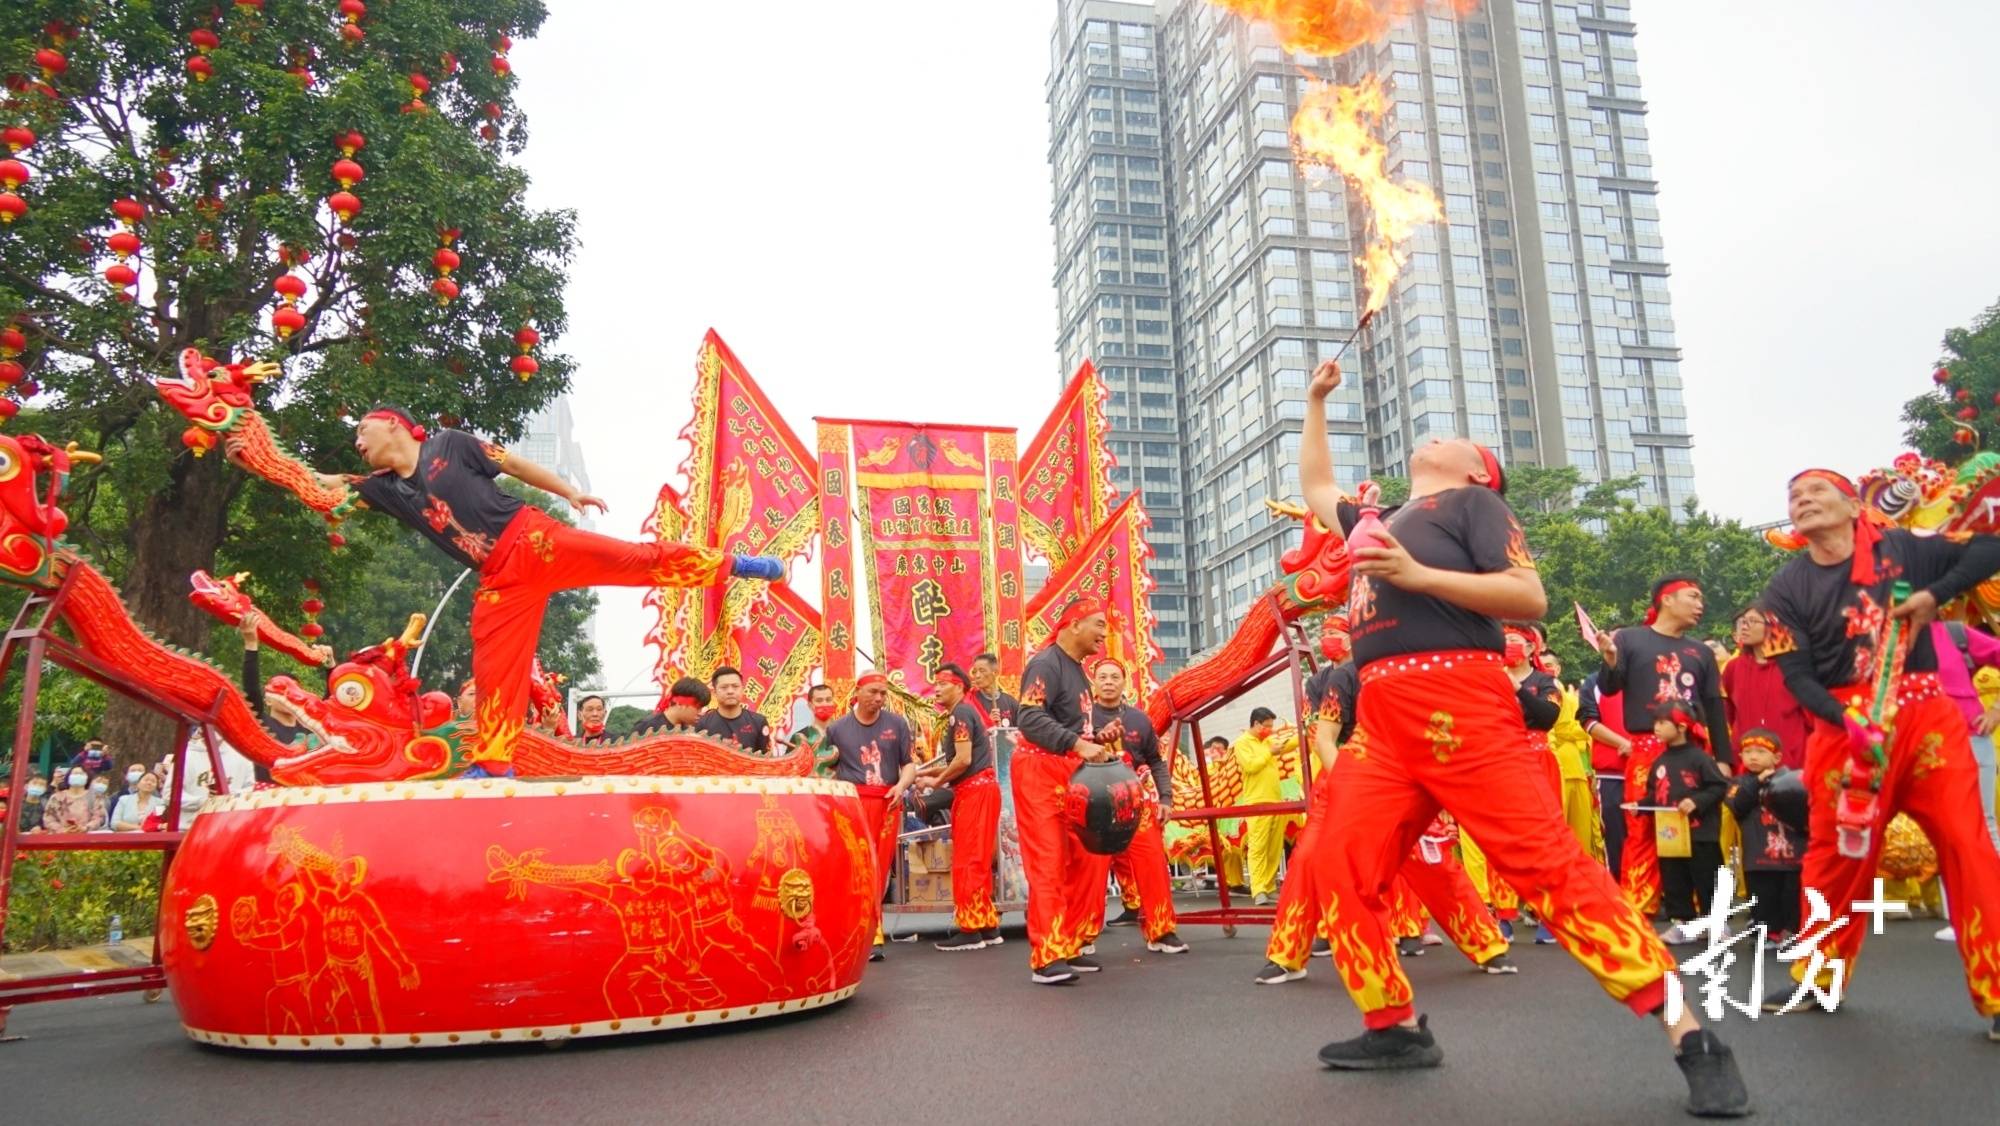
[
  {"x1": 1017, "y1": 361, "x2": 1119, "y2": 570},
  {"x1": 651, "y1": 331, "x2": 819, "y2": 726},
  {"x1": 1021, "y1": 496, "x2": 1163, "y2": 700},
  {"x1": 640, "y1": 481, "x2": 696, "y2": 687},
  {"x1": 851, "y1": 421, "x2": 999, "y2": 693},
  {"x1": 817, "y1": 421, "x2": 857, "y2": 703},
  {"x1": 725, "y1": 582, "x2": 821, "y2": 739},
  {"x1": 987, "y1": 433, "x2": 1026, "y2": 692}
]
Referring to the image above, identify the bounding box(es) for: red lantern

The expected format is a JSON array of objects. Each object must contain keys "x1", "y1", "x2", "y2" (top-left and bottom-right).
[
  {"x1": 514, "y1": 325, "x2": 540, "y2": 352},
  {"x1": 328, "y1": 191, "x2": 361, "y2": 223},
  {"x1": 485, "y1": 102, "x2": 503, "y2": 120},
  {"x1": 16, "y1": 379, "x2": 37, "y2": 398},
  {"x1": 113, "y1": 198, "x2": 146, "y2": 226},
  {"x1": 1956, "y1": 389, "x2": 1973, "y2": 403},
  {"x1": 0, "y1": 361, "x2": 23, "y2": 386},
  {"x1": 341, "y1": 24, "x2": 364, "y2": 45},
  {"x1": 337, "y1": 130, "x2": 366, "y2": 157},
  {"x1": 1934, "y1": 367, "x2": 1952, "y2": 385},
  {"x1": 360, "y1": 349, "x2": 376, "y2": 366},
  {"x1": 339, "y1": 0, "x2": 367, "y2": 21},
  {"x1": 432, "y1": 247, "x2": 461, "y2": 275},
  {"x1": 338, "y1": 231, "x2": 358, "y2": 250},
  {"x1": 0, "y1": 159, "x2": 29, "y2": 189},
  {"x1": 303, "y1": 578, "x2": 320, "y2": 592},
  {"x1": 326, "y1": 532, "x2": 347, "y2": 549},
  {"x1": 0, "y1": 401, "x2": 18, "y2": 421},
  {"x1": 479, "y1": 124, "x2": 498, "y2": 142},
  {"x1": 273, "y1": 273, "x2": 306, "y2": 304},
  {"x1": 107, "y1": 230, "x2": 141, "y2": 259},
  {"x1": 0, "y1": 193, "x2": 24, "y2": 224},
  {"x1": 332, "y1": 157, "x2": 364, "y2": 188},
  {"x1": 432, "y1": 277, "x2": 460, "y2": 304},
  {"x1": 511, "y1": 354, "x2": 539, "y2": 380},
  {"x1": 191, "y1": 28, "x2": 220, "y2": 52},
  {"x1": 409, "y1": 73, "x2": 430, "y2": 98},
  {"x1": 1957, "y1": 406, "x2": 1979, "y2": 421},
  {"x1": 272, "y1": 306, "x2": 306, "y2": 338},
  {"x1": 34, "y1": 49, "x2": 66, "y2": 79},
  {"x1": 2, "y1": 126, "x2": 34, "y2": 153},
  {"x1": 104, "y1": 263, "x2": 139, "y2": 289},
  {"x1": 402, "y1": 100, "x2": 429, "y2": 116},
  {"x1": 302, "y1": 598, "x2": 325, "y2": 615},
  {"x1": 0, "y1": 326, "x2": 24, "y2": 356},
  {"x1": 300, "y1": 621, "x2": 325, "y2": 639},
  {"x1": 491, "y1": 55, "x2": 511, "y2": 78},
  {"x1": 438, "y1": 226, "x2": 461, "y2": 245},
  {"x1": 187, "y1": 55, "x2": 214, "y2": 82},
  {"x1": 182, "y1": 427, "x2": 218, "y2": 457}
]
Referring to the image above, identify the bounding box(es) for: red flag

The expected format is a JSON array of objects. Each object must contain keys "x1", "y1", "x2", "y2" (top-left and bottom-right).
[
  {"x1": 1018, "y1": 361, "x2": 1118, "y2": 569},
  {"x1": 723, "y1": 582, "x2": 822, "y2": 738},
  {"x1": 816, "y1": 420, "x2": 858, "y2": 702},
  {"x1": 1022, "y1": 496, "x2": 1162, "y2": 699},
  {"x1": 640, "y1": 481, "x2": 696, "y2": 688}
]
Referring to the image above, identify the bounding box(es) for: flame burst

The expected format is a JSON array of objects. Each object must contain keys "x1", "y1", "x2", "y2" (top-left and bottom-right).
[
  {"x1": 1292, "y1": 75, "x2": 1442, "y2": 315},
  {"x1": 1210, "y1": 0, "x2": 1483, "y2": 57}
]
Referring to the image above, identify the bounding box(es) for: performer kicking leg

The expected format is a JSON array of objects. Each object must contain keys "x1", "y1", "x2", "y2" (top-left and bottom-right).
[
  {"x1": 320, "y1": 407, "x2": 783, "y2": 776},
  {"x1": 1754, "y1": 469, "x2": 2000, "y2": 1036},
  {"x1": 1297, "y1": 361, "x2": 1749, "y2": 1117}
]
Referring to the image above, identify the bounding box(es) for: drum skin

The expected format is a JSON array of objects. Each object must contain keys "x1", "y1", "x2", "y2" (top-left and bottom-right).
[{"x1": 158, "y1": 776, "x2": 888, "y2": 1050}]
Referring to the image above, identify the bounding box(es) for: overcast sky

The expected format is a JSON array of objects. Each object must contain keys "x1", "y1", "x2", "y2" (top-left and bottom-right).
[{"x1": 510, "y1": 1, "x2": 2000, "y2": 696}]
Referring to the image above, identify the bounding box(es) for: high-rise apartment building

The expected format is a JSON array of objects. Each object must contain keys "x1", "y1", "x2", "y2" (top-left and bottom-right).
[
  {"x1": 513, "y1": 396, "x2": 596, "y2": 528},
  {"x1": 1049, "y1": 0, "x2": 1692, "y2": 658}
]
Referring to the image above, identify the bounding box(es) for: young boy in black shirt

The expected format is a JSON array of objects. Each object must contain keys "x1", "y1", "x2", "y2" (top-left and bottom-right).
[
  {"x1": 1724, "y1": 729, "x2": 1806, "y2": 941},
  {"x1": 1649, "y1": 702, "x2": 1731, "y2": 946}
]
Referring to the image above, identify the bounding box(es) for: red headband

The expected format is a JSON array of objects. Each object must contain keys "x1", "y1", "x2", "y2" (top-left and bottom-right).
[
  {"x1": 667, "y1": 694, "x2": 701, "y2": 709},
  {"x1": 1788, "y1": 468, "x2": 1885, "y2": 587},
  {"x1": 935, "y1": 667, "x2": 969, "y2": 690},
  {"x1": 1474, "y1": 444, "x2": 1506, "y2": 494},
  {"x1": 1738, "y1": 731, "x2": 1780, "y2": 757},
  {"x1": 1663, "y1": 705, "x2": 1709, "y2": 749},
  {"x1": 856, "y1": 672, "x2": 888, "y2": 691},
  {"x1": 1056, "y1": 597, "x2": 1107, "y2": 632},
  {"x1": 364, "y1": 409, "x2": 427, "y2": 442},
  {"x1": 1086, "y1": 655, "x2": 1124, "y2": 679},
  {"x1": 1644, "y1": 580, "x2": 1699, "y2": 626}
]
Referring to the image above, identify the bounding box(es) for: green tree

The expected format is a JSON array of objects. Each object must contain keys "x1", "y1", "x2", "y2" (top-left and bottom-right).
[
  {"x1": 1904, "y1": 297, "x2": 2000, "y2": 460},
  {"x1": 604, "y1": 704, "x2": 649, "y2": 739},
  {"x1": 0, "y1": 1, "x2": 575, "y2": 760}
]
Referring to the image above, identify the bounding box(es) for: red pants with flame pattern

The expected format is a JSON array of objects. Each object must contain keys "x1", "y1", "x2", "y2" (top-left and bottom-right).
[
  {"x1": 1304, "y1": 653, "x2": 1676, "y2": 1029},
  {"x1": 1270, "y1": 775, "x2": 1506, "y2": 971},
  {"x1": 467, "y1": 507, "x2": 726, "y2": 767},
  {"x1": 951, "y1": 771, "x2": 1001, "y2": 932},
  {"x1": 1620, "y1": 734, "x2": 1664, "y2": 917},
  {"x1": 1012, "y1": 749, "x2": 1105, "y2": 968},
  {"x1": 1100, "y1": 803, "x2": 1177, "y2": 942},
  {"x1": 853, "y1": 784, "x2": 901, "y2": 944},
  {"x1": 1792, "y1": 682, "x2": 2000, "y2": 1015}
]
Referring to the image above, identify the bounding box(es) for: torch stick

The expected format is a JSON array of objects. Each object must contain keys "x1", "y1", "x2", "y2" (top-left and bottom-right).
[{"x1": 1332, "y1": 307, "x2": 1377, "y2": 364}]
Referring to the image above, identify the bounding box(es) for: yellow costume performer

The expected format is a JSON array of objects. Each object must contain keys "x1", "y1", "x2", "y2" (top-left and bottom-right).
[{"x1": 1234, "y1": 710, "x2": 1286, "y2": 901}]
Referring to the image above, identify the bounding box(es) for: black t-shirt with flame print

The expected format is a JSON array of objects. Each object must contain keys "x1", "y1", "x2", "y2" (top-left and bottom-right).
[
  {"x1": 1339, "y1": 486, "x2": 1532, "y2": 669},
  {"x1": 353, "y1": 429, "x2": 523, "y2": 570}
]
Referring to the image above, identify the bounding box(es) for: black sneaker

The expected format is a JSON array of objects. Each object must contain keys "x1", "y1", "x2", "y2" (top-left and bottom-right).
[
  {"x1": 1148, "y1": 931, "x2": 1189, "y2": 954},
  {"x1": 1068, "y1": 954, "x2": 1103, "y2": 973},
  {"x1": 868, "y1": 947, "x2": 885, "y2": 963},
  {"x1": 1478, "y1": 954, "x2": 1518, "y2": 975},
  {"x1": 1311, "y1": 937, "x2": 1332, "y2": 958},
  {"x1": 1317, "y1": 1014, "x2": 1443, "y2": 1070},
  {"x1": 1398, "y1": 937, "x2": 1426, "y2": 958},
  {"x1": 982, "y1": 928, "x2": 1004, "y2": 946},
  {"x1": 1760, "y1": 984, "x2": 1838, "y2": 1015},
  {"x1": 1675, "y1": 1028, "x2": 1752, "y2": 1118},
  {"x1": 1108, "y1": 906, "x2": 1140, "y2": 927},
  {"x1": 1031, "y1": 960, "x2": 1078, "y2": 985},
  {"x1": 1988, "y1": 1014, "x2": 1999, "y2": 1043},
  {"x1": 1228, "y1": 884, "x2": 1252, "y2": 896},
  {"x1": 1255, "y1": 960, "x2": 1306, "y2": 985},
  {"x1": 934, "y1": 930, "x2": 988, "y2": 951}
]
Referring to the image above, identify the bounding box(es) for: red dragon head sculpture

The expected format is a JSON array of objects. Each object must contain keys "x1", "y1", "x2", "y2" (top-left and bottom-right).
[
  {"x1": 262, "y1": 619, "x2": 458, "y2": 785},
  {"x1": 0, "y1": 432, "x2": 99, "y2": 588}
]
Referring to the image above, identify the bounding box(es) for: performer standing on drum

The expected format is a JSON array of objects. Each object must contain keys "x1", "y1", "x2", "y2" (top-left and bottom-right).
[
  {"x1": 1296, "y1": 360, "x2": 1749, "y2": 1117},
  {"x1": 1014, "y1": 598, "x2": 1118, "y2": 985},
  {"x1": 1086, "y1": 657, "x2": 1187, "y2": 956},
  {"x1": 926, "y1": 664, "x2": 1004, "y2": 952},
  {"x1": 316, "y1": 406, "x2": 784, "y2": 777}
]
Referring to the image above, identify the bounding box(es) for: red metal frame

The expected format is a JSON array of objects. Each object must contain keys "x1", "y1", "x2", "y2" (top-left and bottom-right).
[
  {"x1": 0, "y1": 568, "x2": 235, "y2": 1026},
  {"x1": 1162, "y1": 590, "x2": 1321, "y2": 934}
]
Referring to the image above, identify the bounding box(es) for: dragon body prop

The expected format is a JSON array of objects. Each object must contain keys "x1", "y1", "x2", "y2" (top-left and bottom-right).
[{"x1": 0, "y1": 431, "x2": 810, "y2": 785}]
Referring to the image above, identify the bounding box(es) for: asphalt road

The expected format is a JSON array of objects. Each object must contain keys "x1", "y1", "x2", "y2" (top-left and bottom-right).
[{"x1": 4, "y1": 904, "x2": 1995, "y2": 1125}]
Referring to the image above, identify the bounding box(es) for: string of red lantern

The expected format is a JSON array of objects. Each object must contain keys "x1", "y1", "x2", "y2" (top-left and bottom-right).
[
  {"x1": 0, "y1": 322, "x2": 26, "y2": 423},
  {"x1": 328, "y1": 129, "x2": 364, "y2": 225},
  {"x1": 512, "y1": 323, "x2": 540, "y2": 381},
  {"x1": 434, "y1": 227, "x2": 462, "y2": 305},
  {"x1": 301, "y1": 579, "x2": 326, "y2": 637}
]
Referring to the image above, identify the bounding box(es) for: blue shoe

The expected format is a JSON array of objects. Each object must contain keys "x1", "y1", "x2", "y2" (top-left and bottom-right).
[
  {"x1": 1535, "y1": 923, "x2": 1556, "y2": 945},
  {"x1": 731, "y1": 554, "x2": 785, "y2": 581},
  {"x1": 460, "y1": 763, "x2": 515, "y2": 779},
  {"x1": 1498, "y1": 919, "x2": 1515, "y2": 943}
]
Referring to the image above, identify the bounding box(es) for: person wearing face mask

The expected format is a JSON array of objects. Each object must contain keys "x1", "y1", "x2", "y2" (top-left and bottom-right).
[
  {"x1": 43, "y1": 768, "x2": 108, "y2": 833},
  {"x1": 789, "y1": 684, "x2": 843, "y2": 776},
  {"x1": 14, "y1": 776, "x2": 48, "y2": 834},
  {"x1": 111, "y1": 770, "x2": 165, "y2": 832}
]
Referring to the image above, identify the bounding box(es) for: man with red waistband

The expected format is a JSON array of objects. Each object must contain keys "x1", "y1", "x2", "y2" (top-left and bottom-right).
[
  {"x1": 969, "y1": 652, "x2": 1020, "y2": 729},
  {"x1": 827, "y1": 672, "x2": 916, "y2": 962},
  {"x1": 1297, "y1": 361, "x2": 1748, "y2": 1117},
  {"x1": 1259, "y1": 619, "x2": 1515, "y2": 984},
  {"x1": 1086, "y1": 657, "x2": 1188, "y2": 956},
  {"x1": 1596, "y1": 575, "x2": 1734, "y2": 916},
  {"x1": 1754, "y1": 468, "x2": 2000, "y2": 1038},
  {"x1": 1013, "y1": 597, "x2": 1118, "y2": 985},
  {"x1": 925, "y1": 663, "x2": 1004, "y2": 952},
  {"x1": 320, "y1": 405, "x2": 784, "y2": 777}
]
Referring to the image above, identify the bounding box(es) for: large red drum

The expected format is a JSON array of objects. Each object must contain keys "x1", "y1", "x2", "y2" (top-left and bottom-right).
[{"x1": 158, "y1": 775, "x2": 888, "y2": 1050}]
